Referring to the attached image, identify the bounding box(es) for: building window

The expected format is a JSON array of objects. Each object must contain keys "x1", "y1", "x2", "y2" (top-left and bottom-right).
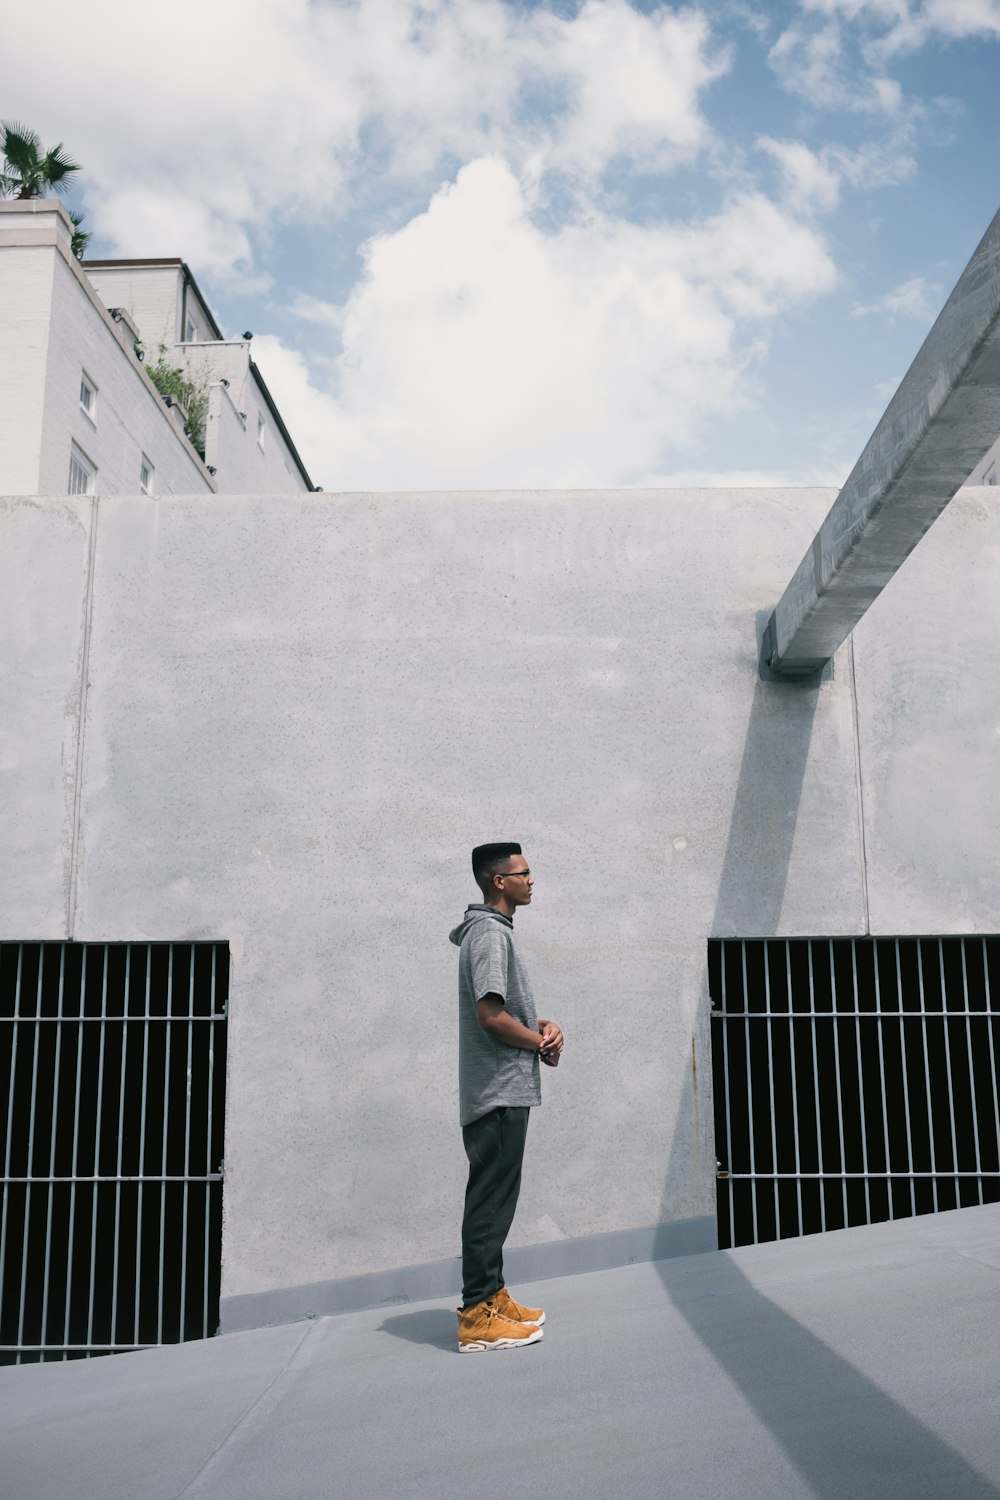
[
  {"x1": 68, "y1": 443, "x2": 96, "y2": 495},
  {"x1": 985, "y1": 463, "x2": 997, "y2": 487},
  {"x1": 184, "y1": 317, "x2": 197, "y2": 343},
  {"x1": 139, "y1": 455, "x2": 154, "y2": 495},
  {"x1": 79, "y1": 372, "x2": 97, "y2": 422},
  {"x1": 257, "y1": 414, "x2": 266, "y2": 451}
]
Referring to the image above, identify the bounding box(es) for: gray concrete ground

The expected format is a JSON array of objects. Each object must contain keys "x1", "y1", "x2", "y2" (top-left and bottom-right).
[{"x1": 3, "y1": 1204, "x2": 999, "y2": 1500}]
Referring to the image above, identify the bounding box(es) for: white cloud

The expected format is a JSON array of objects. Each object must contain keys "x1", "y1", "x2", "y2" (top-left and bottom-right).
[
  {"x1": 757, "y1": 137, "x2": 842, "y2": 212},
  {"x1": 1, "y1": 0, "x2": 728, "y2": 277},
  {"x1": 5, "y1": 0, "x2": 962, "y2": 491},
  {"x1": 799, "y1": 0, "x2": 1000, "y2": 54},
  {"x1": 288, "y1": 295, "x2": 345, "y2": 333},
  {"x1": 852, "y1": 274, "x2": 942, "y2": 320},
  {"x1": 95, "y1": 188, "x2": 259, "y2": 284},
  {"x1": 772, "y1": 0, "x2": 1000, "y2": 109},
  {"x1": 536, "y1": 2, "x2": 729, "y2": 174},
  {"x1": 829, "y1": 136, "x2": 916, "y2": 188},
  {"x1": 256, "y1": 157, "x2": 837, "y2": 489},
  {"x1": 767, "y1": 16, "x2": 901, "y2": 113}
]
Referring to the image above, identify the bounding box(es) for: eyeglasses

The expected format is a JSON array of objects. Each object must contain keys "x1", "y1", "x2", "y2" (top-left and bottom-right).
[{"x1": 498, "y1": 869, "x2": 532, "y2": 879}]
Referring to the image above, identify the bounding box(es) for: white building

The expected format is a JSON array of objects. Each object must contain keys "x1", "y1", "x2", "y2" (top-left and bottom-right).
[
  {"x1": 0, "y1": 200, "x2": 315, "y2": 499},
  {"x1": 84, "y1": 257, "x2": 316, "y2": 495}
]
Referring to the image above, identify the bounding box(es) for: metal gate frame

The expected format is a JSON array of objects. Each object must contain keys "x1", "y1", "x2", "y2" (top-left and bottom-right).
[
  {"x1": 710, "y1": 936, "x2": 1000, "y2": 1250},
  {"x1": 0, "y1": 942, "x2": 228, "y2": 1363}
]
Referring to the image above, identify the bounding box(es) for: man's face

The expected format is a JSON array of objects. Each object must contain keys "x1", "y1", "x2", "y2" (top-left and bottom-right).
[{"x1": 495, "y1": 856, "x2": 534, "y2": 907}]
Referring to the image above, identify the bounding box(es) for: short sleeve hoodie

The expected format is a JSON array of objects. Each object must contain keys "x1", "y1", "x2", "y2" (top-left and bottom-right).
[{"x1": 449, "y1": 904, "x2": 542, "y2": 1127}]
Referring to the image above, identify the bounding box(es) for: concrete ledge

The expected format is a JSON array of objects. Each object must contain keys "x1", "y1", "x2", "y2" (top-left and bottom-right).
[
  {"x1": 219, "y1": 1214, "x2": 717, "y2": 1333},
  {"x1": 768, "y1": 203, "x2": 1000, "y2": 674}
]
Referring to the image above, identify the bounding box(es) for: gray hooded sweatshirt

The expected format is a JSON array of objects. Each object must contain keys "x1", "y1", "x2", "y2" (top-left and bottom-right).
[{"x1": 449, "y1": 903, "x2": 542, "y2": 1127}]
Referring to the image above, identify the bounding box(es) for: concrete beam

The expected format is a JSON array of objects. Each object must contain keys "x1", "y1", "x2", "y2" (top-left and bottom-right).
[{"x1": 766, "y1": 206, "x2": 1000, "y2": 677}]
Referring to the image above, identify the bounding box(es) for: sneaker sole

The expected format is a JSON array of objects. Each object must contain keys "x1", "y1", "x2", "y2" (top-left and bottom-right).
[{"x1": 458, "y1": 1329, "x2": 544, "y2": 1352}]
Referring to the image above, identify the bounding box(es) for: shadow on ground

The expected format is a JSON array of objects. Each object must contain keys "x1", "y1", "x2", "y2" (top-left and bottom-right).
[
  {"x1": 655, "y1": 1251, "x2": 1000, "y2": 1500},
  {"x1": 378, "y1": 1308, "x2": 456, "y2": 1351}
]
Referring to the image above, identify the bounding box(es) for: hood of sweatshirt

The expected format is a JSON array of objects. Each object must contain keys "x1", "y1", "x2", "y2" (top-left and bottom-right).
[{"x1": 449, "y1": 903, "x2": 514, "y2": 946}]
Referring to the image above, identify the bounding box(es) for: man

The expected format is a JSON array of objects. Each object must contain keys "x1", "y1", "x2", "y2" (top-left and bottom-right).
[{"x1": 449, "y1": 842, "x2": 564, "y2": 1352}]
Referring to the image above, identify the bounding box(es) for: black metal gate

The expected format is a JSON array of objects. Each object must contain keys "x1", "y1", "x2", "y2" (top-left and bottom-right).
[
  {"x1": 0, "y1": 942, "x2": 228, "y2": 1363},
  {"x1": 710, "y1": 937, "x2": 1000, "y2": 1250}
]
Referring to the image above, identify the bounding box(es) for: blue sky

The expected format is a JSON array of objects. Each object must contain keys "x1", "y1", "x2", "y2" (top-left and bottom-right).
[{"x1": 6, "y1": 0, "x2": 1000, "y2": 489}]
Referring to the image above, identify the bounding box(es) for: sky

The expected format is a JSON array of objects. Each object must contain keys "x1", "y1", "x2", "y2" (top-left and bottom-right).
[{"x1": 5, "y1": 0, "x2": 1000, "y2": 491}]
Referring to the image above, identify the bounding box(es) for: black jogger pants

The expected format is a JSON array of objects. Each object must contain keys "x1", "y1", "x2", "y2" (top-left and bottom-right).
[{"x1": 460, "y1": 1105, "x2": 529, "y2": 1308}]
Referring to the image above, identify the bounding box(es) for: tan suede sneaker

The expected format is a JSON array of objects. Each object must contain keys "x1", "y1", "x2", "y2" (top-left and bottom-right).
[
  {"x1": 493, "y1": 1285, "x2": 545, "y2": 1327},
  {"x1": 457, "y1": 1297, "x2": 544, "y2": 1352}
]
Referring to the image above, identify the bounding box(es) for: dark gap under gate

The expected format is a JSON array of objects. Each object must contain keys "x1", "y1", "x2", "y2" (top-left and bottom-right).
[
  {"x1": 709, "y1": 937, "x2": 1000, "y2": 1250},
  {"x1": 0, "y1": 942, "x2": 228, "y2": 1363}
]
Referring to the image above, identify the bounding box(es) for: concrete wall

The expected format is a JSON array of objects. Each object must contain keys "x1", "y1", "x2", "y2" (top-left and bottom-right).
[
  {"x1": 852, "y1": 485, "x2": 1000, "y2": 930},
  {"x1": 2, "y1": 485, "x2": 998, "y2": 1323},
  {"x1": 0, "y1": 494, "x2": 92, "y2": 937}
]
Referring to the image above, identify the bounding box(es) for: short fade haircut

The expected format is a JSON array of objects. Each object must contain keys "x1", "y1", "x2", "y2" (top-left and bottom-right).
[{"x1": 472, "y1": 842, "x2": 522, "y2": 896}]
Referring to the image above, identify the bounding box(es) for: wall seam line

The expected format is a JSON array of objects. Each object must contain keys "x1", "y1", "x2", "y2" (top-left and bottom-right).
[
  {"x1": 848, "y1": 635, "x2": 871, "y2": 936},
  {"x1": 67, "y1": 492, "x2": 99, "y2": 940}
]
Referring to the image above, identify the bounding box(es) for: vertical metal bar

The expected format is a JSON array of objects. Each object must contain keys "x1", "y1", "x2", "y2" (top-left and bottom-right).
[
  {"x1": 39, "y1": 947, "x2": 67, "y2": 1356},
  {"x1": 157, "y1": 946, "x2": 174, "y2": 1345},
  {"x1": 916, "y1": 942, "x2": 939, "y2": 1212},
  {"x1": 85, "y1": 947, "x2": 110, "y2": 1350},
  {"x1": 960, "y1": 941, "x2": 984, "y2": 1206},
  {"x1": 807, "y1": 942, "x2": 826, "y2": 1232},
  {"x1": 722, "y1": 944, "x2": 736, "y2": 1248},
  {"x1": 178, "y1": 948, "x2": 195, "y2": 1341},
  {"x1": 0, "y1": 945, "x2": 24, "y2": 1348},
  {"x1": 203, "y1": 946, "x2": 217, "y2": 1337},
  {"x1": 896, "y1": 940, "x2": 917, "y2": 1217},
  {"x1": 784, "y1": 942, "x2": 803, "y2": 1238},
  {"x1": 872, "y1": 942, "x2": 894, "y2": 1220},
  {"x1": 981, "y1": 940, "x2": 1000, "y2": 1193},
  {"x1": 109, "y1": 947, "x2": 131, "y2": 1346},
  {"x1": 62, "y1": 947, "x2": 88, "y2": 1358},
  {"x1": 133, "y1": 947, "x2": 152, "y2": 1348},
  {"x1": 936, "y1": 940, "x2": 961, "y2": 1209},
  {"x1": 828, "y1": 941, "x2": 849, "y2": 1225},
  {"x1": 763, "y1": 943, "x2": 780, "y2": 1237},
  {"x1": 851, "y1": 940, "x2": 872, "y2": 1225},
  {"x1": 17, "y1": 948, "x2": 46, "y2": 1363},
  {"x1": 741, "y1": 942, "x2": 758, "y2": 1244}
]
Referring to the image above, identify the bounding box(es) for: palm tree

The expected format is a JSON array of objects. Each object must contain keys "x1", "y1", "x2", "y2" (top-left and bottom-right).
[{"x1": 0, "y1": 120, "x2": 81, "y2": 199}]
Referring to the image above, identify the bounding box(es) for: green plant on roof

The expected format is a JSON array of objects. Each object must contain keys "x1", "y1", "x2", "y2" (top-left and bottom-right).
[{"x1": 144, "y1": 345, "x2": 210, "y2": 461}]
